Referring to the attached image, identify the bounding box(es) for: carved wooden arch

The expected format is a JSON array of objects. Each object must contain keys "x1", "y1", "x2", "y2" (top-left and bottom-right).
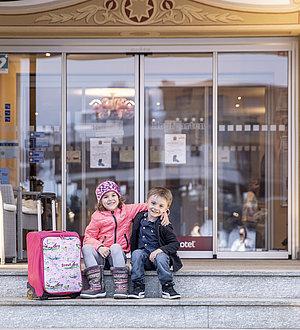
[{"x1": 1, "y1": 0, "x2": 300, "y2": 38}]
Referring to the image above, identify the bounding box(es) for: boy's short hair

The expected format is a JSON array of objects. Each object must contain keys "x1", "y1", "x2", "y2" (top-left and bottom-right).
[{"x1": 147, "y1": 187, "x2": 173, "y2": 207}]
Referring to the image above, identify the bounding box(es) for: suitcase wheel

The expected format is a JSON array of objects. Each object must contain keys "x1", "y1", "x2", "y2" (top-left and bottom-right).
[
  {"x1": 69, "y1": 293, "x2": 80, "y2": 299},
  {"x1": 26, "y1": 287, "x2": 35, "y2": 300}
]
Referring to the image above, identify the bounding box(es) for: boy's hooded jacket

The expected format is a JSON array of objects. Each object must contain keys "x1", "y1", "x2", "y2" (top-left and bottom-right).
[
  {"x1": 83, "y1": 203, "x2": 147, "y2": 253},
  {"x1": 130, "y1": 211, "x2": 183, "y2": 272}
]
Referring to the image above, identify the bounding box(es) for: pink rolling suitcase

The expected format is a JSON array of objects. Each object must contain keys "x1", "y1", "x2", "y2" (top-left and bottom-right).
[
  {"x1": 27, "y1": 231, "x2": 82, "y2": 299},
  {"x1": 26, "y1": 196, "x2": 82, "y2": 299}
]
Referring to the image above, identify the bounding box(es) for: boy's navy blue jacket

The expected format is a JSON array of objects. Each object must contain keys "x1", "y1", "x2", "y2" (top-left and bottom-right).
[{"x1": 130, "y1": 212, "x2": 183, "y2": 272}]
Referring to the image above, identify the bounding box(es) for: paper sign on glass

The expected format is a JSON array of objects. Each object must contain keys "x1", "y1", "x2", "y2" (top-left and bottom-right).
[
  {"x1": 150, "y1": 146, "x2": 163, "y2": 163},
  {"x1": 164, "y1": 134, "x2": 186, "y2": 164},
  {"x1": 120, "y1": 146, "x2": 134, "y2": 163},
  {"x1": 90, "y1": 138, "x2": 111, "y2": 168},
  {"x1": 218, "y1": 148, "x2": 230, "y2": 163}
]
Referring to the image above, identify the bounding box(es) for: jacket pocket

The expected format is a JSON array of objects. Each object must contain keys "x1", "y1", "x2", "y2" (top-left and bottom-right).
[{"x1": 124, "y1": 233, "x2": 129, "y2": 249}]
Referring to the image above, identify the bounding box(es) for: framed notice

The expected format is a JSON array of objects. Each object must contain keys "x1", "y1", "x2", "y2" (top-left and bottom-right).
[
  {"x1": 67, "y1": 150, "x2": 81, "y2": 163},
  {"x1": 90, "y1": 138, "x2": 111, "y2": 168},
  {"x1": 164, "y1": 134, "x2": 186, "y2": 164},
  {"x1": 119, "y1": 146, "x2": 134, "y2": 163}
]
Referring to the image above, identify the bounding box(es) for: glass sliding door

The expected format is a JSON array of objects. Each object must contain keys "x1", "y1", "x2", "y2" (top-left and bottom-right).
[
  {"x1": 66, "y1": 55, "x2": 136, "y2": 234},
  {"x1": 217, "y1": 52, "x2": 289, "y2": 256},
  {"x1": 0, "y1": 53, "x2": 62, "y2": 259},
  {"x1": 144, "y1": 54, "x2": 213, "y2": 256}
]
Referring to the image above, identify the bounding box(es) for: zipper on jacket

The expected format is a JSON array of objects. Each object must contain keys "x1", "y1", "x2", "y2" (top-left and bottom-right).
[
  {"x1": 112, "y1": 212, "x2": 117, "y2": 244},
  {"x1": 101, "y1": 236, "x2": 106, "y2": 245}
]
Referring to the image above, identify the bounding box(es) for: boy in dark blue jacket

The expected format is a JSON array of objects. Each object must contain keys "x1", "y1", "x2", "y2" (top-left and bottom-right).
[{"x1": 128, "y1": 187, "x2": 182, "y2": 299}]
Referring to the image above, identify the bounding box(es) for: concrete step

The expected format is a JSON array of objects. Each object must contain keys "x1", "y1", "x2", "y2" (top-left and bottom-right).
[
  {"x1": 1, "y1": 267, "x2": 300, "y2": 299},
  {"x1": 0, "y1": 297, "x2": 299, "y2": 328}
]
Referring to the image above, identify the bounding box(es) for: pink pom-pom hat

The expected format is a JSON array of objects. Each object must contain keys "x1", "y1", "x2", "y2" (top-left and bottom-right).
[{"x1": 95, "y1": 180, "x2": 121, "y2": 201}]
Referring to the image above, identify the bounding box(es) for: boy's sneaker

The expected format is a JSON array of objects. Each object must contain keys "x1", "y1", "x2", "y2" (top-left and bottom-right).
[
  {"x1": 162, "y1": 283, "x2": 181, "y2": 299},
  {"x1": 128, "y1": 282, "x2": 145, "y2": 299}
]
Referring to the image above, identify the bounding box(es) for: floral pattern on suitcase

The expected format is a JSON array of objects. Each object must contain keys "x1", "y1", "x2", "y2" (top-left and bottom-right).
[{"x1": 43, "y1": 236, "x2": 82, "y2": 293}]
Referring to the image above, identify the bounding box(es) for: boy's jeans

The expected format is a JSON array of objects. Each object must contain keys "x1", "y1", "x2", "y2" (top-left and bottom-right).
[{"x1": 131, "y1": 249, "x2": 173, "y2": 285}]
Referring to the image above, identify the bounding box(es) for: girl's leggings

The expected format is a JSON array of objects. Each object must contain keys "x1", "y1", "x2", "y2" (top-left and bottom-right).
[{"x1": 82, "y1": 243, "x2": 126, "y2": 268}]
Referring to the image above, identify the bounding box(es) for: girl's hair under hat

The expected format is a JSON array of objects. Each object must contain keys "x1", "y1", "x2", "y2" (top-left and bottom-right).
[{"x1": 95, "y1": 180, "x2": 121, "y2": 201}]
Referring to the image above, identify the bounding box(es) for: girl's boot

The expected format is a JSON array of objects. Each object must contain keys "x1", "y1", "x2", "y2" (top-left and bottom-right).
[
  {"x1": 80, "y1": 265, "x2": 106, "y2": 299},
  {"x1": 111, "y1": 266, "x2": 129, "y2": 299}
]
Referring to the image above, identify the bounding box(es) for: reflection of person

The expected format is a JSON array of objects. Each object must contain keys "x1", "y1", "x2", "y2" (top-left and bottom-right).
[
  {"x1": 36, "y1": 179, "x2": 44, "y2": 192},
  {"x1": 200, "y1": 219, "x2": 213, "y2": 236},
  {"x1": 231, "y1": 226, "x2": 254, "y2": 251},
  {"x1": 191, "y1": 220, "x2": 213, "y2": 236},
  {"x1": 190, "y1": 222, "x2": 201, "y2": 236},
  {"x1": 81, "y1": 181, "x2": 148, "y2": 299},
  {"x1": 242, "y1": 179, "x2": 259, "y2": 224},
  {"x1": 129, "y1": 187, "x2": 182, "y2": 300}
]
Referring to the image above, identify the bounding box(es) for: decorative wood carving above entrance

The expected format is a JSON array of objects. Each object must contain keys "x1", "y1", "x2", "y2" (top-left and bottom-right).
[
  {"x1": 34, "y1": 0, "x2": 244, "y2": 25},
  {"x1": 0, "y1": 0, "x2": 300, "y2": 37}
]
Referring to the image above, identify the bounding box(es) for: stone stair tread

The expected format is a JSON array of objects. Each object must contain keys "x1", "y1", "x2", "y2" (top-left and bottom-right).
[
  {"x1": 1, "y1": 269, "x2": 300, "y2": 276},
  {"x1": 1, "y1": 297, "x2": 299, "y2": 306}
]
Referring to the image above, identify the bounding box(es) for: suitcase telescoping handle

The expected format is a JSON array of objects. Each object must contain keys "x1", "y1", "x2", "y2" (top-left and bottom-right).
[{"x1": 37, "y1": 194, "x2": 56, "y2": 231}]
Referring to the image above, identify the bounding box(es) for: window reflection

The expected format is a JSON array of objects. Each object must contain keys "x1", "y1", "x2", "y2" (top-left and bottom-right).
[
  {"x1": 217, "y1": 52, "x2": 288, "y2": 252},
  {"x1": 145, "y1": 54, "x2": 213, "y2": 252},
  {"x1": 0, "y1": 53, "x2": 62, "y2": 258},
  {"x1": 66, "y1": 55, "x2": 135, "y2": 234}
]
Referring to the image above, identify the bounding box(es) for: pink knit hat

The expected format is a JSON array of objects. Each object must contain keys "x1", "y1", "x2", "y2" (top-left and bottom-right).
[{"x1": 95, "y1": 180, "x2": 121, "y2": 201}]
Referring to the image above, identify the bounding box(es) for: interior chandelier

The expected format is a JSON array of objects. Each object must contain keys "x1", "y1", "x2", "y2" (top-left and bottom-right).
[{"x1": 89, "y1": 97, "x2": 135, "y2": 120}]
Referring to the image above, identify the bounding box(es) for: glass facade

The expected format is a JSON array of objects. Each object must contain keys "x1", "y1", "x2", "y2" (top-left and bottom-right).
[
  {"x1": 144, "y1": 54, "x2": 213, "y2": 253},
  {"x1": 0, "y1": 46, "x2": 295, "y2": 260},
  {"x1": 0, "y1": 53, "x2": 62, "y2": 258},
  {"x1": 66, "y1": 54, "x2": 135, "y2": 234},
  {"x1": 217, "y1": 53, "x2": 288, "y2": 253}
]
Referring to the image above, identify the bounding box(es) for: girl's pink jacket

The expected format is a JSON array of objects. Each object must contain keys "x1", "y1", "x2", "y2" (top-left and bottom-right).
[{"x1": 83, "y1": 203, "x2": 147, "y2": 253}]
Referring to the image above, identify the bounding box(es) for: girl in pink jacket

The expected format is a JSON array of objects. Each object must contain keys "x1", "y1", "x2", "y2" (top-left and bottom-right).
[{"x1": 80, "y1": 180, "x2": 169, "y2": 299}]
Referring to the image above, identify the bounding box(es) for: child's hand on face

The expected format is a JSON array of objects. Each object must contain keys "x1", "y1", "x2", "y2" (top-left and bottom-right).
[
  {"x1": 160, "y1": 210, "x2": 170, "y2": 226},
  {"x1": 98, "y1": 246, "x2": 110, "y2": 258},
  {"x1": 149, "y1": 248, "x2": 163, "y2": 262}
]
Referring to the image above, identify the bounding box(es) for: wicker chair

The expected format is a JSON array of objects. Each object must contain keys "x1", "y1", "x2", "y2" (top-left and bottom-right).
[{"x1": 0, "y1": 184, "x2": 17, "y2": 264}]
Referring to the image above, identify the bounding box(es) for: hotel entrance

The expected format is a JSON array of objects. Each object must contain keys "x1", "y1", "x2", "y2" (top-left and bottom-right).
[
  {"x1": 0, "y1": 39, "x2": 296, "y2": 261},
  {"x1": 66, "y1": 53, "x2": 213, "y2": 257},
  {"x1": 65, "y1": 47, "x2": 291, "y2": 258}
]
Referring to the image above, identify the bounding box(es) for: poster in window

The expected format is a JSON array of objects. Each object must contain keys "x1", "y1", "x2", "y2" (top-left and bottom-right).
[
  {"x1": 90, "y1": 138, "x2": 111, "y2": 168},
  {"x1": 150, "y1": 146, "x2": 163, "y2": 163},
  {"x1": 120, "y1": 146, "x2": 134, "y2": 163},
  {"x1": 164, "y1": 134, "x2": 186, "y2": 164}
]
